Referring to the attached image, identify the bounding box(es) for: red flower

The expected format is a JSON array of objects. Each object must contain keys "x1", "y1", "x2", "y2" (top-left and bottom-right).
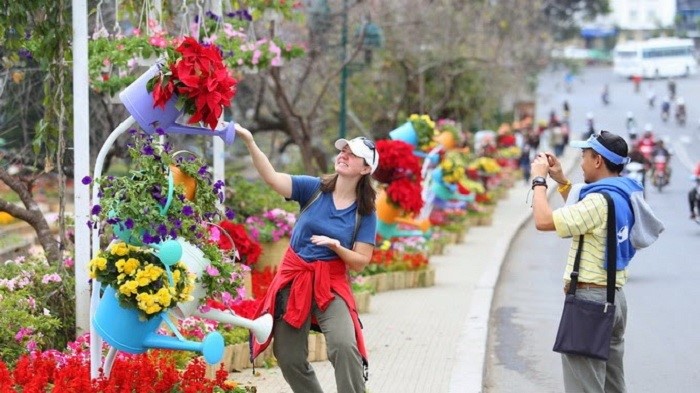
[
  {"x1": 373, "y1": 140, "x2": 422, "y2": 184},
  {"x1": 149, "y1": 37, "x2": 238, "y2": 130},
  {"x1": 251, "y1": 266, "x2": 277, "y2": 299},
  {"x1": 386, "y1": 178, "x2": 424, "y2": 215},
  {"x1": 218, "y1": 220, "x2": 262, "y2": 266}
]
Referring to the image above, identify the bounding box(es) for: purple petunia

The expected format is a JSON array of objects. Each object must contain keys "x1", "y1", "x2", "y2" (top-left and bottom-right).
[
  {"x1": 81, "y1": 176, "x2": 92, "y2": 185},
  {"x1": 124, "y1": 218, "x2": 134, "y2": 229},
  {"x1": 142, "y1": 145, "x2": 155, "y2": 156},
  {"x1": 182, "y1": 206, "x2": 194, "y2": 216},
  {"x1": 91, "y1": 204, "x2": 102, "y2": 215},
  {"x1": 155, "y1": 128, "x2": 166, "y2": 136}
]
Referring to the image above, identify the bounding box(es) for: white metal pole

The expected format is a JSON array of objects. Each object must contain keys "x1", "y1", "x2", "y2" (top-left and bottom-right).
[
  {"x1": 89, "y1": 116, "x2": 135, "y2": 378},
  {"x1": 72, "y1": 0, "x2": 91, "y2": 337}
]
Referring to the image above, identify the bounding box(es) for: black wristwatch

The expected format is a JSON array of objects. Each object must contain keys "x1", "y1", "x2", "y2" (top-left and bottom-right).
[{"x1": 531, "y1": 176, "x2": 548, "y2": 190}]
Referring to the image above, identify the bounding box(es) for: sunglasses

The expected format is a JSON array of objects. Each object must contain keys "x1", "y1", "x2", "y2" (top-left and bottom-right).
[{"x1": 358, "y1": 137, "x2": 376, "y2": 165}]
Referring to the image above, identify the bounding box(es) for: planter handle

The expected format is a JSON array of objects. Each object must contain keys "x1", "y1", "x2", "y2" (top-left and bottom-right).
[
  {"x1": 159, "y1": 169, "x2": 175, "y2": 215},
  {"x1": 205, "y1": 221, "x2": 239, "y2": 261}
]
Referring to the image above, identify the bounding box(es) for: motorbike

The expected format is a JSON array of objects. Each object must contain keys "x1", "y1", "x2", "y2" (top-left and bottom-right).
[
  {"x1": 601, "y1": 91, "x2": 610, "y2": 106},
  {"x1": 676, "y1": 106, "x2": 687, "y2": 126},
  {"x1": 624, "y1": 162, "x2": 645, "y2": 185},
  {"x1": 651, "y1": 154, "x2": 670, "y2": 192},
  {"x1": 661, "y1": 105, "x2": 670, "y2": 122}
]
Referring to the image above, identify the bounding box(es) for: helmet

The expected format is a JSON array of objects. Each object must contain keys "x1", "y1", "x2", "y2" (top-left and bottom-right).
[
  {"x1": 677, "y1": 97, "x2": 685, "y2": 105},
  {"x1": 644, "y1": 123, "x2": 653, "y2": 132},
  {"x1": 586, "y1": 112, "x2": 594, "y2": 119},
  {"x1": 626, "y1": 111, "x2": 634, "y2": 118}
]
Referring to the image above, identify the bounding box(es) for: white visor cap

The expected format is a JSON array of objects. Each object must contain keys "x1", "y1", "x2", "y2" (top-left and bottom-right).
[{"x1": 334, "y1": 137, "x2": 379, "y2": 174}]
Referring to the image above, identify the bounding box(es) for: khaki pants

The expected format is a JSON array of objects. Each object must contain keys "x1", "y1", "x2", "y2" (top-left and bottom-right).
[
  {"x1": 561, "y1": 288, "x2": 627, "y2": 393},
  {"x1": 273, "y1": 292, "x2": 365, "y2": 393}
]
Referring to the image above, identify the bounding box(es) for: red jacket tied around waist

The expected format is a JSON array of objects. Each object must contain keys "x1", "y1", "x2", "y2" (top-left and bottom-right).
[{"x1": 252, "y1": 247, "x2": 368, "y2": 365}]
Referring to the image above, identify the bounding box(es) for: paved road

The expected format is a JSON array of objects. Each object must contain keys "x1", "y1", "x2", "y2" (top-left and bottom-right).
[{"x1": 484, "y1": 65, "x2": 700, "y2": 392}]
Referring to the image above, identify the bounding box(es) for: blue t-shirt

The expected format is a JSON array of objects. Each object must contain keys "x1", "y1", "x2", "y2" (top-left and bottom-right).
[{"x1": 289, "y1": 175, "x2": 377, "y2": 262}]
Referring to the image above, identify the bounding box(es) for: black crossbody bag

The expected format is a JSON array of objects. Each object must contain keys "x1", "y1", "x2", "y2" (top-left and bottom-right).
[{"x1": 553, "y1": 192, "x2": 617, "y2": 361}]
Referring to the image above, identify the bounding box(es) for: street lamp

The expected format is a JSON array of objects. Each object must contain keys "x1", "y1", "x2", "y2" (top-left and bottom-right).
[
  {"x1": 338, "y1": 4, "x2": 383, "y2": 139},
  {"x1": 308, "y1": 0, "x2": 382, "y2": 139}
]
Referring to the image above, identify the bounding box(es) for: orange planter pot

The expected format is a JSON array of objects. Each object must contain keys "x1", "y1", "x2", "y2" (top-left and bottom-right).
[
  {"x1": 376, "y1": 190, "x2": 402, "y2": 224},
  {"x1": 434, "y1": 131, "x2": 457, "y2": 149},
  {"x1": 170, "y1": 165, "x2": 197, "y2": 201}
]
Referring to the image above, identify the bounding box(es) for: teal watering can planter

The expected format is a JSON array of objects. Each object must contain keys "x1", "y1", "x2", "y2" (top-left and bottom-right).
[
  {"x1": 389, "y1": 122, "x2": 418, "y2": 147},
  {"x1": 93, "y1": 286, "x2": 225, "y2": 364},
  {"x1": 119, "y1": 62, "x2": 236, "y2": 145}
]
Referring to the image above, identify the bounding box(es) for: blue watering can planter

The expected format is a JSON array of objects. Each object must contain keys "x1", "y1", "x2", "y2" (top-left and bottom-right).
[
  {"x1": 389, "y1": 122, "x2": 418, "y2": 147},
  {"x1": 376, "y1": 219, "x2": 431, "y2": 239},
  {"x1": 93, "y1": 286, "x2": 225, "y2": 365},
  {"x1": 119, "y1": 61, "x2": 236, "y2": 145}
]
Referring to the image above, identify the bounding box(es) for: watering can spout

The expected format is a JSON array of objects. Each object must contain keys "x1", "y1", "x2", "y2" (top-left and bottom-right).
[
  {"x1": 166, "y1": 121, "x2": 236, "y2": 145},
  {"x1": 143, "y1": 331, "x2": 225, "y2": 365}
]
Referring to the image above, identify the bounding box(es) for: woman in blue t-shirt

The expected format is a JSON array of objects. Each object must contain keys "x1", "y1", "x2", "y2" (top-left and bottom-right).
[{"x1": 234, "y1": 124, "x2": 378, "y2": 393}]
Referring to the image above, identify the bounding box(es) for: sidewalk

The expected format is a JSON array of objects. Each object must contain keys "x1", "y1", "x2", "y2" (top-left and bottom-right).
[{"x1": 231, "y1": 150, "x2": 578, "y2": 393}]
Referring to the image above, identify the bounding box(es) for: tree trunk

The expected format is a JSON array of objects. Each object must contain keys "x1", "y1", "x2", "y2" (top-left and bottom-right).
[{"x1": 0, "y1": 169, "x2": 61, "y2": 264}]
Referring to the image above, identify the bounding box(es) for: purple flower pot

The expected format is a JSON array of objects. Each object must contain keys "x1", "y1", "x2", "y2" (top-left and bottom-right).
[{"x1": 119, "y1": 63, "x2": 236, "y2": 145}]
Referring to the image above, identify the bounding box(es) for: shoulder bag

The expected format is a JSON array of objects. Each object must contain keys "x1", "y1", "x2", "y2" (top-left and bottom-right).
[{"x1": 552, "y1": 192, "x2": 617, "y2": 361}]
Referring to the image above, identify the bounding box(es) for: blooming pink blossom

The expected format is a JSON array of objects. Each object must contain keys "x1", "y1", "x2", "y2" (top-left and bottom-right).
[{"x1": 205, "y1": 265, "x2": 220, "y2": 277}]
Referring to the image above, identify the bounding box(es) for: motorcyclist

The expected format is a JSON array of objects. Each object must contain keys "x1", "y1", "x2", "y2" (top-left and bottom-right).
[
  {"x1": 690, "y1": 162, "x2": 700, "y2": 220},
  {"x1": 583, "y1": 112, "x2": 595, "y2": 139},
  {"x1": 675, "y1": 97, "x2": 687, "y2": 126},
  {"x1": 661, "y1": 96, "x2": 671, "y2": 121},
  {"x1": 627, "y1": 144, "x2": 651, "y2": 191},
  {"x1": 601, "y1": 84, "x2": 610, "y2": 105},
  {"x1": 636, "y1": 126, "x2": 656, "y2": 161},
  {"x1": 650, "y1": 139, "x2": 672, "y2": 182},
  {"x1": 626, "y1": 111, "x2": 638, "y2": 140}
]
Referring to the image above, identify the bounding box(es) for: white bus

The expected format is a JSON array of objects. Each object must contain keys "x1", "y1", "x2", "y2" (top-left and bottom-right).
[{"x1": 613, "y1": 37, "x2": 698, "y2": 78}]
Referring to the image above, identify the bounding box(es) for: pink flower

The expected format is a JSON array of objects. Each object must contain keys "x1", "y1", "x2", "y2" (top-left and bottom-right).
[
  {"x1": 205, "y1": 265, "x2": 220, "y2": 276},
  {"x1": 15, "y1": 327, "x2": 34, "y2": 342},
  {"x1": 63, "y1": 256, "x2": 74, "y2": 268},
  {"x1": 41, "y1": 273, "x2": 62, "y2": 284}
]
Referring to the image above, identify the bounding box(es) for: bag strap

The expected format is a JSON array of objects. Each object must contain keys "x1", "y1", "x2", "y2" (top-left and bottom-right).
[
  {"x1": 299, "y1": 187, "x2": 362, "y2": 246},
  {"x1": 300, "y1": 187, "x2": 323, "y2": 215},
  {"x1": 567, "y1": 192, "x2": 617, "y2": 305},
  {"x1": 600, "y1": 192, "x2": 617, "y2": 305}
]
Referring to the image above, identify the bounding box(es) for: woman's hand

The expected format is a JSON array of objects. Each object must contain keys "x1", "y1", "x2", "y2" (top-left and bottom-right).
[
  {"x1": 234, "y1": 123, "x2": 254, "y2": 144},
  {"x1": 310, "y1": 235, "x2": 341, "y2": 250}
]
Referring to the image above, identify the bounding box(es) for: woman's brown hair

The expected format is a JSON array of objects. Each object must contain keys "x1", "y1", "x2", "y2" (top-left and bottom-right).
[{"x1": 319, "y1": 173, "x2": 377, "y2": 216}]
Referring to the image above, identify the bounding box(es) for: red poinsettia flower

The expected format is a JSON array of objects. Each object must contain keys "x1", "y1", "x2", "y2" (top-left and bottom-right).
[
  {"x1": 386, "y1": 177, "x2": 424, "y2": 215},
  {"x1": 373, "y1": 140, "x2": 422, "y2": 184},
  {"x1": 149, "y1": 36, "x2": 238, "y2": 130}
]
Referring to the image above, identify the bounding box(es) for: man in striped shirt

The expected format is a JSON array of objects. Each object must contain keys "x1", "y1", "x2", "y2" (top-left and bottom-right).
[{"x1": 529, "y1": 131, "x2": 663, "y2": 393}]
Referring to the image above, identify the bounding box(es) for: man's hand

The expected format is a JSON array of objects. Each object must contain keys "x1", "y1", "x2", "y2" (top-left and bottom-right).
[
  {"x1": 544, "y1": 153, "x2": 567, "y2": 184},
  {"x1": 531, "y1": 153, "x2": 550, "y2": 178}
]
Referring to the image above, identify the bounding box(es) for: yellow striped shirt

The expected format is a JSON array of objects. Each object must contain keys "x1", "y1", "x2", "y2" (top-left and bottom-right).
[{"x1": 552, "y1": 193, "x2": 628, "y2": 287}]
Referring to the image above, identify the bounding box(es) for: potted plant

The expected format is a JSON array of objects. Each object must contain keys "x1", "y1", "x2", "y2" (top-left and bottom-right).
[
  {"x1": 145, "y1": 36, "x2": 238, "y2": 130},
  {"x1": 88, "y1": 242, "x2": 194, "y2": 320},
  {"x1": 244, "y1": 208, "x2": 297, "y2": 271},
  {"x1": 408, "y1": 114, "x2": 437, "y2": 151},
  {"x1": 89, "y1": 130, "x2": 246, "y2": 312}
]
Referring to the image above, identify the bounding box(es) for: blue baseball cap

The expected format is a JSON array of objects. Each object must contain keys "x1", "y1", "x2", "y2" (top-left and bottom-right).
[{"x1": 570, "y1": 131, "x2": 630, "y2": 165}]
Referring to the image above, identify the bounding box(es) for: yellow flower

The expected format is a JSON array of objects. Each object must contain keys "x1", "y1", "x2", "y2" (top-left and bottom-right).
[
  {"x1": 119, "y1": 280, "x2": 139, "y2": 296},
  {"x1": 110, "y1": 242, "x2": 129, "y2": 257},
  {"x1": 379, "y1": 240, "x2": 391, "y2": 251},
  {"x1": 123, "y1": 258, "x2": 140, "y2": 275},
  {"x1": 91, "y1": 257, "x2": 107, "y2": 271},
  {"x1": 155, "y1": 287, "x2": 172, "y2": 307}
]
